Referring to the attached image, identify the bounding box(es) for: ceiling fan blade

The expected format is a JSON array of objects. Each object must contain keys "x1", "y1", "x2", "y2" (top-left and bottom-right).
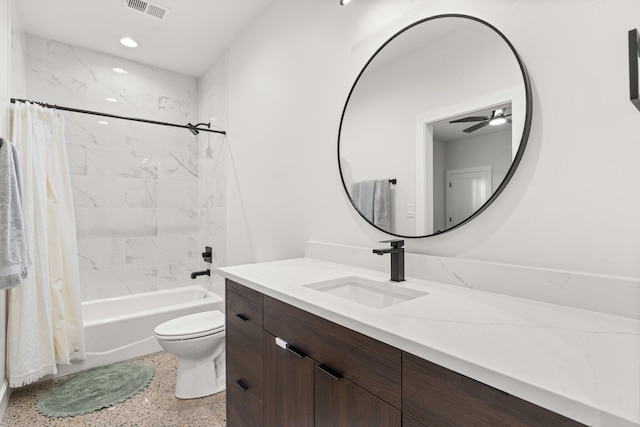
[
  {"x1": 449, "y1": 116, "x2": 488, "y2": 123},
  {"x1": 463, "y1": 121, "x2": 490, "y2": 133}
]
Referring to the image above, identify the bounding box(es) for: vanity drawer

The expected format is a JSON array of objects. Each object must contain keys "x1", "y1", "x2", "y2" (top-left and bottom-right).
[
  {"x1": 402, "y1": 352, "x2": 585, "y2": 427},
  {"x1": 226, "y1": 308, "x2": 264, "y2": 401},
  {"x1": 227, "y1": 378, "x2": 263, "y2": 427},
  {"x1": 226, "y1": 309, "x2": 264, "y2": 427},
  {"x1": 263, "y1": 296, "x2": 401, "y2": 408},
  {"x1": 226, "y1": 279, "x2": 263, "y2": 327}
]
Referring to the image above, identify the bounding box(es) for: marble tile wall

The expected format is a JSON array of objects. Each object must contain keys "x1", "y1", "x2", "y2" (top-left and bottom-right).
[
  {"x1": 197, "y1": 53, "x2": 228, "y2": 297},
  {"x1": 23, "y1": 34, "x2": 226, "y2": 300},
  {"x1": 10, "y1": 28, "x2": 27, "y2": 98}
]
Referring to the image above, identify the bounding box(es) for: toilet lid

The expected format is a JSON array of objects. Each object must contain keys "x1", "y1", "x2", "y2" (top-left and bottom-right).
[{"x1": 154, "y1": 310, "x2": 225, "y2": 340}]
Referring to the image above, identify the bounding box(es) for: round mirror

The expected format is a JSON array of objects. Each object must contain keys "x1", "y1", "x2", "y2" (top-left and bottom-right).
[{"x1": 338, "y1": 14, "x2": 532, "y2": 238}]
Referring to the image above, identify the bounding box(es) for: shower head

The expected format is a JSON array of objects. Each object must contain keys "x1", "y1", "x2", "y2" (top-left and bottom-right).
[
  {"x1": 187, "y1": 122, "x2": 211, "y2": 136},
  {"x1": 188, "y1": 125, "x2": 199, "y2": 136}
]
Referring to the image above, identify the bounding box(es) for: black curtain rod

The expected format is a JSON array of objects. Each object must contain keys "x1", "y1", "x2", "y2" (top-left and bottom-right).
[{"x1": 10, "y1": 98, "x2": 226, "y2": 135}]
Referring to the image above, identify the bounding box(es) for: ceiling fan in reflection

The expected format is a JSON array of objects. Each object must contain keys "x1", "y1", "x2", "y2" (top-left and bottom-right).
[{"x1": 449, "y1": 109, "x2": 512, "y2": 133}]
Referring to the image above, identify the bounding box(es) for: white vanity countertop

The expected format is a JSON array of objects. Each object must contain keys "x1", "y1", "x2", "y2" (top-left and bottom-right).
[{"x1": 217, "y1": 257, "x2": 640, "y2": 427}]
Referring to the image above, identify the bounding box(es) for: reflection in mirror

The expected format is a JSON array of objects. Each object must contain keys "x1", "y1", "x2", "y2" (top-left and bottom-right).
[
  {"x1": 432, "y1": 102, "x2": 512, "y2": 232},
  {"x1": 339, "y1": 15, "x2": 531, "y2": 238}
]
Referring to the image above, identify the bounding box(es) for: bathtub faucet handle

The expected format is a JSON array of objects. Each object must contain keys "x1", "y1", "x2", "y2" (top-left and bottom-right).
[
  {"x1": 191, "y1": 269, "x2": 211, "y2": 279},
  {"x1": 202, "y1": 246, "x2": 212, "y2": 263}
]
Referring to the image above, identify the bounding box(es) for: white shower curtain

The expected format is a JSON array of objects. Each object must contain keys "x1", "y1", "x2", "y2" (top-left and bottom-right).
[{"x1": 7, "y1": 102, "x2": 86, "y2": 387}]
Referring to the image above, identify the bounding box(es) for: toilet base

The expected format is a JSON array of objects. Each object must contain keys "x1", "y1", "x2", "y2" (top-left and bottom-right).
[
  {"x1": 175, "y1": 353, "x2": 226, "y2": 399},
  {"x1": 154, "y1": 310, "x2": 226, "y2": 399}
]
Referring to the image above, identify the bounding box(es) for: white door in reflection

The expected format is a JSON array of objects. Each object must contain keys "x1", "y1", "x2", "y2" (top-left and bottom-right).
[{"x1": 445, "y1": 166, "x2": 492, "y2": 229}]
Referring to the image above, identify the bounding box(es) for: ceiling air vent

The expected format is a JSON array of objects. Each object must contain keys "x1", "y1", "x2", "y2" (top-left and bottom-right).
[{"x1": 123, "y1": 0, "x2": 170, "y2": 21}]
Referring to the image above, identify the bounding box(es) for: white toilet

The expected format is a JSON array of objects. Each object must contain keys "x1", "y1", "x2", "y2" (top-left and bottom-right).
[{"x1": 154, "y1": 310, "x2": 226, "y2": 399}]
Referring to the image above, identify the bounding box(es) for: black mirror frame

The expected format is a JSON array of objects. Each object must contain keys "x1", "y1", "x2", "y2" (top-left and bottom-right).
[
  {"x1": 630, "y1": 29, "x2": 640, "y2": 111},
  {"x1": 337, "y1": 14, "x2": 533, "y2": 239}
]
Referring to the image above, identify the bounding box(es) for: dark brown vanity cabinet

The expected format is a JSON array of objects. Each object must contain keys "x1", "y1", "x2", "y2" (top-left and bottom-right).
[
  {"x1": 226, "y1": 279, "x2": 584, "y2": 427},
  {"x1": 402, "y1": 352, "x2": 585, "y2": 427},
  {"x1": 263, "y1": 296, "x2": 402, "y2": 427},
  {"x1": 226, "y1": 279, "x2": 400, "y2": 427},
  {"x1": 262, "y1": 328, "x2": 401, "y2": 427},
  {"x1": 225, "y1": 281, "x2": 264, "y2": 427}
]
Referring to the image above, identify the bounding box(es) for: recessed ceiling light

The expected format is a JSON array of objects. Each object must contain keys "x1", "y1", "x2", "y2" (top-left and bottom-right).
[
  {"x1": 120, "y1": 37, "x2": 139, "y2": 48},
  {"x1": 98, "y1": 120, "x2": 109, "y2": 125},
  {"x1": 105, "y1": 97, "x2": 118, "y2": 103},
  {"x1": 112, "y1": 67, "x2": 127, "y2": 74},
  {"x1": 340, "y1": 0, "x2": 353, "y2": 5}
]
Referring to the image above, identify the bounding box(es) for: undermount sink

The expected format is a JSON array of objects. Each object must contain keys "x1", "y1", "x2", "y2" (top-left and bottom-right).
[{"x1": 304, "y1": 276, "x2": 428, "y2": 309}]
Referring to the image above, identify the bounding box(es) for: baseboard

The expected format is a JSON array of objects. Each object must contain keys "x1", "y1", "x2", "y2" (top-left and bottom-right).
[{"x1": 0, "y1": 379, "x2": 11, "y2": 422}]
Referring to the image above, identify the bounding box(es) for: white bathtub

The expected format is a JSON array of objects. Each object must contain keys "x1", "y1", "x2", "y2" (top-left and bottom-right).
[{"x1": 55, "y1": 285, "x2": 224, "y2": 378}]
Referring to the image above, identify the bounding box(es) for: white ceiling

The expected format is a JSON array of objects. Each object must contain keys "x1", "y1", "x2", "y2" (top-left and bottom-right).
[
  {"x1": 433, "y1": 104, "x2": 512, "y2": 143},
  {"x1": 15, "y1": 0, "x2": 275, "y2": 77}
]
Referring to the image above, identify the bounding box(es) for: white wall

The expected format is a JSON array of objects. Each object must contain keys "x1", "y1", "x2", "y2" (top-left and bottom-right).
[
  {"x1": 8, "y1": 4, "x2": 25, "y2": 100},
  {"x1": 197, "y1": 53, "x2": 228, "y2": 296},
  {"x1": 0, "y1": 0, "x2": 9, "y2": 412},
  {"x1": 0, "y1": 0, "x2": 9, "y2": 131},
  {"x1": 224, "y1": 0, "x2": 640, "y2": 279}
]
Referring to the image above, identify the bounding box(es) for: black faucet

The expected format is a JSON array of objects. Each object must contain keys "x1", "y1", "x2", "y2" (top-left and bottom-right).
[
  {"x1": 191, "y1": 269, "x2": 211, "y2": 279},
  {"x1": 191, "y1": 246, "x2": 213, "y2": 279},
  {"x1": 373, "y1": 239, "x2": 405, "y2": 282}
]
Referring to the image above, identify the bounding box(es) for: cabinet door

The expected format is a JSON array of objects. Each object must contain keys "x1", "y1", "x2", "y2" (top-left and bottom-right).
[
  {"x1": 402, "y1": 352, "x2": 585, "y2": 427},
  {"x1": 402, "y1": 413, "x2": 428, "y2": 427},
  {"x1": 264, "y1": 296, "x2": 401, "y2": 408},
  {"x1": 264, "y1": 332, "x2": 315, "y2": 427},
  {"x1": 315, "y1": 363, "x2": 401, "y2": 427}
]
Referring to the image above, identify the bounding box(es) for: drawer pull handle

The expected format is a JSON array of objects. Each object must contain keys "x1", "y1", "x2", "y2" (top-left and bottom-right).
[
  {"x1": 235, "y1": 313, "x2": 249, "y2": 322},
  {"x1": 275, "y1": 336, "x2": 307, "y2": 359},
  {"x1": 286, "y1": 344, "x2": 307, "y2": 359},
  {"x1": 316, "y1": 364, "x2": 343, "y2": 381},
  {"x1": 236, "y1": 379, "x2": 249, "y2": 391}
]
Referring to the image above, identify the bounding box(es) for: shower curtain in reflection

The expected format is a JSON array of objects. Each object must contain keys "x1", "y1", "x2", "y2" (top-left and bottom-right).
[{"x1": 7, "y1": 102, "x2": 86, "y2": 387}]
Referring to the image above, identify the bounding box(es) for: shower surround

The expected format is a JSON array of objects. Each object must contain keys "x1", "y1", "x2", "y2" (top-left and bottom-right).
[{"x1": 21, "y1": 34, "x2": 226, "y2": 300}]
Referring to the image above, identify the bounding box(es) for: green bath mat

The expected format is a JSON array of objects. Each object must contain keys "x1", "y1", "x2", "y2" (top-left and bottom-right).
[{"x1": 36, "y1": 362, "x2": 154, "y2": 417}]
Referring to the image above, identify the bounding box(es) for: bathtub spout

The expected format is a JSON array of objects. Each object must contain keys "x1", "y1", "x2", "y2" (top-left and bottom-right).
[{"x1": 191, "y1": 269, "x2": 211, "y2": 279}]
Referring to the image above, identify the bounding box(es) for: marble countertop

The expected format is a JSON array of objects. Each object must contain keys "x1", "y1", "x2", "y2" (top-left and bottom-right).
[{"x1": 217, "y1": 257, "x2": 640, "y2": 427}]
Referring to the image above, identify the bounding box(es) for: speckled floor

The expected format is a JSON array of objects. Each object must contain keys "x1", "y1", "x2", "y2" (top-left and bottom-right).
[{"x1": 1, "y1": 352, "x2": 226, "y2": 427}]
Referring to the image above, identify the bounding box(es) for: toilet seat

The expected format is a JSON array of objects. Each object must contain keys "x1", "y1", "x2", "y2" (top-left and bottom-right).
[{"x1": 155, "y1": 310, "x2": 225, "y2": 341}]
